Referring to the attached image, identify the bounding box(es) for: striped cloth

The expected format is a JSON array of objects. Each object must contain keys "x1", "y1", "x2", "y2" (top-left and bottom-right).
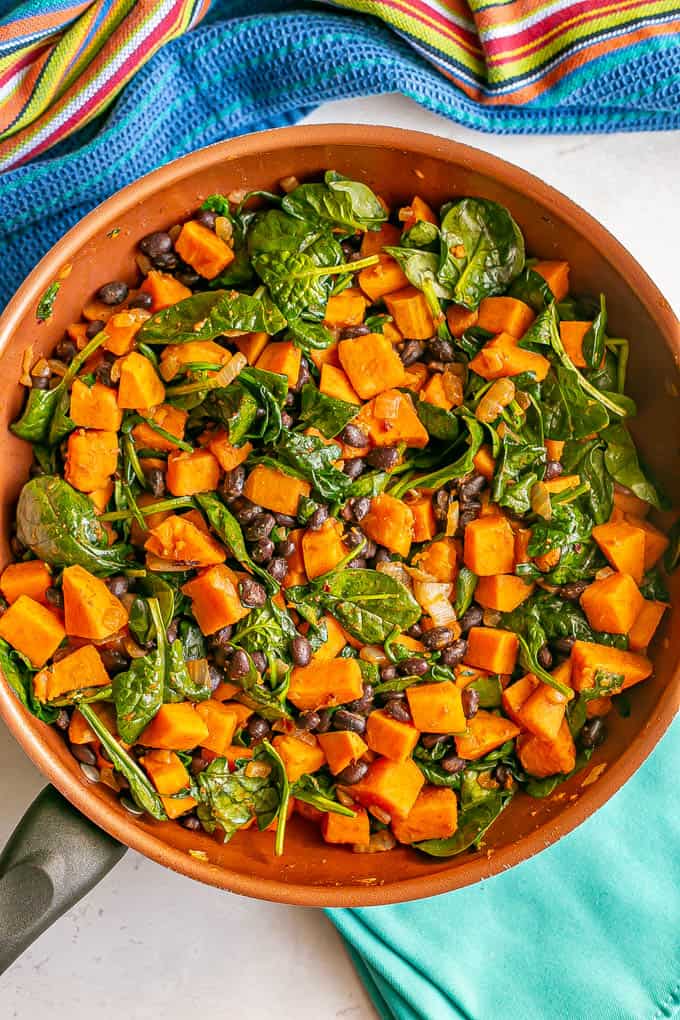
[{"x1": 0, "y1": 0, "x2": 678, "y2": 172}]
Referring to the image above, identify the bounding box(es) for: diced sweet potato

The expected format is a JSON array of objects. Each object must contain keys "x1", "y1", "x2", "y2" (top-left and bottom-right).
[
  {"x1": 533, "y1": 260, "x2": 570, "y2": 301},
  {"x1": 282, "y1": 527, "x2": 307, "y2": 588},
  {"x1": 243, "y1": 464, "x2": 311, "y2": 517},
  {"x1": 195, "y1": 700, "x2": 239, "y2": 754},
  {"x1": 356, "y1": 389, "x2": 429, "y2": 448},
  {"x1": 145, "y1": 514, "x2": 225, "y2": 566},
  {"x1": 406, "y1": 494, "x2": 436, "y2": 543},
  {"x1": 310, "y1": 343, "x2": 340, "y2": 371},
  {"x1": 319, "y1": 364, "x2": 361, "y2": 404},
  {"x1": 166, "y1": 448, "x2": 220, "y2": 497},
  {"x1": 570, "y1": 640, "x2": 653, "y2": 691},
  {"x1": 464, "y1": 627, "x2": 519, "y2": 674},
  {"x1": 88, "y1": 482, "x2": 114, "y2": 513},
  {"x1": 591, "y1": 521, "x2": 646, "y2": 583},
  {"x1": 324, "y1": 288, "x2": 368, "y2": 327},
  {"x1": 175, "y1": 220, "x2": 234, "y2": 279},
  {"x1": 384, "y1": 286, "x2": 435, "y2": 340},
  {"x1": 256, "y1": 341, "x2": 302, "y2": 389},
  {"x1": 613, "y1": 488, "x2": 650, "y2": 518},
  {"x1": 419, "y1": 373, "x2": 455, "y2": 411},
  {"x1": 287, "y1": 658, "x2": 363, "y2": 711},
  {"x1": 159, "y1": 340, "x2": 231, "y2": 381},
  {"x1": 580, "y1": 572, "x2": 643, "y2": 634},
  {"x1": 102, "y1": 308, "x2": 148, "y2": 356},
  {"x1": 517, "y1": 677, "x2": 571, "y2": 742},
  {"x1": 318, "y1": 730, "x2": 368, "y2": 775},
  {"x1": 311, "y1": 614, "x2": 348, "y2": 661},
  {"x1": 301, "y1": 518, "x2": 347, "y2": 579},
  {"x1": 338, "y1": 332, "x2": 405, "y2": 400},
  {"x1": 472, "y1": 445, "x2": 495, "y2": 481},
  {"x1": 399, "y1": 195, "x2": 438, "y2": 231},
  {"x1": 559, "y1": 321, "x2": 591, "y2": 368},
  {"x1": 68, "y1": 702, "x2": 117, "y2": 745},
  {"x1": 0, "y1": 595, "x2": 65, "y2": 668},
  {"x1": 360, "y1": 222, "x2": 401, "y2": 257},
  {"x1": 117, "y1": 352, "x2": 165, "y2": 410},
  {"x1": 70, "y1": 380, "x2": 123, "y2": 432},
  {"x1": 358, "y1": 255, "x2": 409, "y2": 302},
  {"x1": 545, "y1": 439, "x2": 565, "y2": 462},
  {"x1": 233, "y1": 331, "x2": 269, "y2": 364},
  {"x1": 181, "y1": 564, "x2": 249, "y2": 634},
  {"x1": 140, "y1": 271, "x2": 192, "y2": 311},
  {"x1": 517, "y1": 719, "x2": 576, "y2": 777},
  {"x1": 628, "y1": 600, "x2": 667, "y2": 652},
  {"x1": 361, "y1": 493, "x2": 415, "y2": 558},
  {"x1": 139, "y1": 702, "x2": 210, "y2": 750},
  {"x1": 406, "y1": 681, "x2": 466, "y2": 734},
  {"x1": 475, "y1": 574, "x2": 534, "y2": 612},
  {"x1": 38, "y1": 644, "x2": 110, "y2": 703},
  {"x1": 272, "y1": 734, "x2": 326, "y2": 782},
  {"x1": 544, "y1": 474, "x2": 581, "y2": 494},
  {"x1": 392, "y1": 787, "x2": 458, "y2": 844},
  {"x1": 412, "y1": 538, "x2": 458, "y2": 582},
  {"x1": 464, "y1": 514, "x2": 515, "y2": 575},
  {"x1": 352, "y1": 757, "x2": 425, "y2": 820},
  {"x1": 477, "y1": 297, "x2": 534, "y2": 338},
  {"x1": 366, "y1": 709, "x2": 420, "y2": 761},
  {"x1": 502, "y1": 673, "x2": 539, "y2": 726},
  {"x1": 446, "y1": 304, "x2": 479, "y2": 337},
  {"x1": 469, "y1": 332, "x2": 550, "y2": 382},
  {"x1": 0, "y1": 560, "x2": 51, "y2": 605},
  {"x1": 202, "y1": 431, "x2": 252, "y2": 472},
  {"x1": 321, "y1": 808, "x2": 370, "y2": 845},
  {"x1": 624, "y1": 515, "x2": 670, "y2": 570},
  {"x1": 141, "y1": 749, "x2": 192, "y2": 795},
  {"x1": 62, "y1": 564, "x2": 128, "y2": 640},
  {"x1": 455, "y1": 710, "x2": 520, "y2": 760},
  {"x1": 132, "y1": 404, "x2": 188, "y2": 452},
  {"x1": 65, "y1": 429, "x2": 119, "y2": 492}
]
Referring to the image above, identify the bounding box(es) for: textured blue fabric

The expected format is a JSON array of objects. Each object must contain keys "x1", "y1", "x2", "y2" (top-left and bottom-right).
[
  {"x1": 328, "y1": 719, "x2": 680, "y2": 1020},
  {"x1": 2, "y1": 4, "x2": 680, "y2": 310}
]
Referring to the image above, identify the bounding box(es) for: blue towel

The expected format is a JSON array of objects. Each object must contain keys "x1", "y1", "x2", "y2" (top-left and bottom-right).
[{"x1": 328, "y1": 720, "x2": 680, "y2": 1020}]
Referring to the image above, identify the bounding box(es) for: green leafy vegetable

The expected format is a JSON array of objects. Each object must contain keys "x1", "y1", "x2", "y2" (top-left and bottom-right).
[
  {"x1": 196, "y1": 492, "x2": 278, "y2": 593},
  {"x1": 196, "y1": 751, "x2": 280, "y2": 842},
  {"x1": 319, "y1": 569, "x2": 421, "y2": 644},
  {"x1": 601, "y1": 423, "x2": 668, "y2": 511},
  {"x1": 36, "y1": 281, "x2": 61, "y2": 321},
  {"x1": 139, "y1": 290, "x2": 286, "y2": 344},
  {"x1": 282, "y1": 172, "x2": 386, "y2": 232},
  {"x1": 298, "y1": 383, "x2": 358, "y2": 438}
]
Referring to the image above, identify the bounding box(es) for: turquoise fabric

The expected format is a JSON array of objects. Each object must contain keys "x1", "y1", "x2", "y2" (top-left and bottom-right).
[{"x1": 328, "y1": 718, "x2": 680, "y2": 1020}]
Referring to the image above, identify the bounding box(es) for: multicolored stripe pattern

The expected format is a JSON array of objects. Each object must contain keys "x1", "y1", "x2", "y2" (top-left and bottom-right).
[
  {"x1": 0, "y1": 0, "x2": 210, "y2": 169},
  {"x1": 0, "y1": 0, "x2": 679, "y2": 171}
]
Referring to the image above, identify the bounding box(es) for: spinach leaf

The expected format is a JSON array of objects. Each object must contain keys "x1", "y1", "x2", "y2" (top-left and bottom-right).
[
  {"x1": 491, "y1": 437, "x2": 546, "y2": 515},
  {"x1": 36, "y1": 281, "x2": 60, "y2": 321},
  {"x1": 281, "y1": 172, "x2": 386, "y2": 232},
  {"x1": 113, "y1": 598, "x2": 167, "y2": 742},
  {"x1": 524, "y1": 749, "x2": 593, "y2": 798},
  {"x1": 178, "y1": 619, "x2": 206, "y2": 660},
  {"x1": 416, "y1": 398, "x2": 460, "y2": 442},
  {"x1": 528, "y1": 501, "x2": 593, "y2": 556},
  {"x1": 581, "y1": 294, "x2": 607, "y2": 371},
  {"x1": 415, "y1": 793, "x2": 509, "y2": 856},
  {"x1": 639, "y1": 567, "x2": 669, "y2": 602},
  {"x1": 232, "y1": 599, "x2": 299, "y2": 658},
  {"x1": 518, "y1": 304, "x2": 560, "y2": 349},
  {"x1": 540, "y1": 366, "x2": 610, "y2": 440},
  {"x1": 261, "y1": 739, "x2": 291, "y2": 856},
  {"x1": 320, "y1": 569, "x2": 421, "y2": 644},
  {"x1": 78, "y1": 702, "x2": 166, "y2": 819},
  {"x1": 383, "y1": 247, "x2": 454, "y2": 299},
  {"x1": 508, "y1": 266, "x2": 553, "y2": 312},
  {"x1": 128, "y1": 575, "x2": 175, "y2": 645},
  {"x1": 390, "y1": 419, "x2": 484, "y2": 499},
  {"x1": 196, "y1": 752, "x2": 280, "y2": 842},
  {"x1": 272, "y1": 431, "x2": 351, "y2": 502},
  {"x1": 438, "y1": 198, "x2": 525, "y2": 309},
  {"x1": 349, "y1": 470, "x2": 390, "y2": 499},
  {"x1": 251, "y1": 234, "x2": 344, "y2": 321},
  {"x1": 402, "y1": 220, "x2": 440, "y2": 250},
  {"x1": 562, "y1": 440, "x2": 613, "y2": 524},
  {"x1": 298, "y1": 383, "x2": 358, "y2": 438},
  {"x1": 0, "y1": 639, "x2": 59, "y2": 724},
  {"x1": 139, "y1": 290, "x2": 286, "y2": 344},
  {"x1": 201, "y1": 382, "x2": 259, "y2": 445},
  {"x1": 164, "y1": 639, "x2": 212, "y2": 703},
  {"x1": 287, "y1": 319, "x2": 336, "y2": 356},
  {"x1": 16, "y1": 476, "x2": 132, "y2": 575},
  {"x1": 236, "y1": 365, "x2": 288, "y2": 446},
  {"x1": 200, "y1": 196, "x2": 254, "y2": 288},
  {"x1": 468, "y1": 673, "x2": 503, "y2": 708},
  {"x1": 455, "y1": 567, "x2": 477, "y2": 618},
  {"x1": 247, "y1": 208, "x2": 324, "y2": 255},
  {"x1": 291, "y1": 773, "x2": 355, "y2": 817},
  {"x1": 195, "y1": 492, "x2": 278, "y2": 593},
  {"x1": 601, "y1": 423, "x2": 668, "y2": 511}
]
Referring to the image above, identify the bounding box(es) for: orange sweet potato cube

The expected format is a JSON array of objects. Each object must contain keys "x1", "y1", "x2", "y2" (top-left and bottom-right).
[
  {"x1": 406, "y1": 681, "x2": 466, "y2": 734},
  {"x1": 272, "y1": 734, "x2": 326, "y2": 782},
  {"x1": 37, "y1": 644, "x2": 110, "y2": 702},
  {"x1": 321, "y1": 807, "x2": 370, "y2": 845},
  {"x1": 139, "y1": 702, "x2": 210, "y2": 750},
  {"x1": 383, "y1": 286, "x2": 435, "y2": 341},
  {"x1": 195, "y1": 700, "x2": 239, "y2": 754},
  {"x1": 356, "y1": 389, "x2": 429, "y2": 448},
  {"x1": 233, "y1": 331, "x2": 269, "y2": 364},
  {"x1": 70, "y1": 380, "x2": 123, "y2": 431},
  {"x1": 533, "y1": 260, "x2": 570, "y2": 302},
  {"x1": 469, "y1": 332, "x2": 550, "y2": 382},
  {"x1": 204, "y1": 431, "x2": 252, "y2": 471},
  {"x1": 319, "y1": 364, "x2": 361, "y2": 404},
  {"x1": 406, "y1": 494, "x2": 436, "y2": 543},
  {"x1": 625, "y1": 515, "x2": 670, "y2": 570},
  {"x1": 140, "y1": 749, "x2": 192, "y2": 795},
  {"x1": 0, "y1": 595, "x2": 65, "y2": 668},
  {"x1": 570, "y1": 640, "x2": 652, "y2": 691},
  {"x1": 318, "y1": 730, "x2": 368, "y2": 775},
  {"x1": 103, "y1": 309, "x2": 148, "y2": 356},
  {"x1": 366, "y1": 709, "x2": 420, "y2": 761},
  {"x1": 517, "y1": 678, "x2": 571, "y2": 743},
  {"x1": 391, "y1": 787, "x2": 458, "y2": 844},
  {"x1": 338, "y1": 332, "x2": 406, "y2": 400},
  {"x1": 166, "y1": 448, "x2": 221, "y2": 497},
  {"x1": 301, "y1": 518, "x2": 347, "y2": 579},
  {"x1": 463, "y1": 515, "x2": 515, "y2": 575},
  {"x1": 288, "y1": 658, "x2": 363, "y2": 712},
  {"x1": 159, "y1": 340, "x2": 231, "y2": 381},
  {"x1": 256, "y1": 340, "x2": 302, "y2": 389},
  {"x1": 65, "y1": 429, "x2": 119, "y2": 492},
  {"x1": 412, "y1": 538, "x2": 458, "y2": 582},
  {"x1": 0, "y1": 560, "x2": 52, "y2": 605},
  {"x1": 455, "y1": 710, "x2": 520, "y2": 760},
  {"x1": 145, "y1": 514, "x2": 226, "y2": 566},
  {"x1": 446, "y1": 304, "x2": 479, "y2": 337},
  {"x1": 352, "y1": 757, "x2": 425, "y2": 820},
  {"x1": 580, "y1": 572, "x2": 643, "y2": 634},
  {"x1": 501, "y1": 673, "x2": 539, "y2": 726},
  {"x1": 181, "y1": 564, "x2": 249, "y2": 634},
  {"x1": 243, "y1": 464, "x2": 311, "y2": 517},
  {"x1": 474, "y1": 574, "x2": 534, "y2": 612},
  {"x1": 464, "y1": 627, "x2": 519, "y2": 674},
  {"x1": 516, "y1": 719, "x2": 576, "y2": 778},
  {"x1": 140, "y1": 270, "x2": 192, "y2": 311},
  {"x1": 360, "y1": 222, "x2": 401, "y2": 257},
  {"x1": 175, "y1": 220, "x2": 235, "y2": 279},
  {"x1": 361, "y1": 493, "x2": 415, "y2": 558},
  {"x1": 559, "y1": 321, "x2": 591, "y2": 368},
  {"x1": 132, "y1": 404, "x2": 188, "y2": 452},
  {"x1": 324, "y1": 287, "x2": 368, "y2": 327},
  {"x1": 358, "y1": 254, "x2": 409, "y2": 302},
  {"x1": 591, "y1": 522, "x2": 646, "y2": 584},
  {"x1": 62, "y1": 564, "x2": 128, "y2": 640},
  {"x1": 476, "y1": 297, "x2": 534, "y2": 338},
  {"x1": 628, "y1": 600, "x2": 667, "y2": 652},
  {"x1": 117, "y1": 352, "x2": 165, "y2": 410},
  {"x1": 311, "y1": 614, "x2": 348, "y2": 661},
  {"x1": 420, "y1": 373, "x2": 456, "y2": 411}
]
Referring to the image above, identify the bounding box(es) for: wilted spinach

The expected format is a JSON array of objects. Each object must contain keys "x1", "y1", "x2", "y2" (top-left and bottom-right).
[
  {"x1": 291, "y1": 773, "x2": 355, "y2": 818},
  {"x1": 508, "y1": 265, "x2": 553, "y2": 312},
  {"x1": 196, "y1": 492, "x2": 278, "y2": 593},
  {"x1": 139, "y1": 289, "x2": 286, "y2": 344},
  {"x1": 298, "y1": 383, "x2": 358, "y2": 438},
  {"x1": 0, "y1": 639, "x2": 59, "y2": 724},
  {"x1": 281, "y1": 171, "x2": 386, "y2": 232},
  {"x1": 416, "y1": 398, "x2": 460, "y2": 442},
  {"x1": 581, "y1": 294, "x2": 607, "y2": 371},
  {"x1": 270, "y1": 431, "x2": 351, "y2": 502},
  {"x1": 196, "y1": 750, "x2": 280, "y2": 842},
  {"x1": 318, "y1": 568, "x2": 421, "y2": 644},
  {"x1": 601, "y1": 423, "x2": 667, "y2": 510},
  {"x1": 455, "y1": 566, "x2": 477, "y2": 618}
]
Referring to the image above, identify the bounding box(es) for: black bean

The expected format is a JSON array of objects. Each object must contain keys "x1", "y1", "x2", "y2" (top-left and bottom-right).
[
  {"x1": 399, "y1": 340, "x2": 425, "y2": 366},
  {"x1": 274, "y1": 512, "x2": 297, "y2": 528},
  {"x1": 105, "y1": 575, "x2": 129, "y2": 598},
  {"x1": 275, "y1": 538, "x2": 296, "y2": 559},
  {"x1": 191, "y1": 754, "x2": 209, "y2": 775},
  {"x1": 459, "y1": 604, "x2": 483, "y2": 632},
  {"x1": 372, "y1": 548, "x2": 391, "y2": 567},
  {"x1": 195, "y1": 209, "x2": 217, "y2": 230},
  {"x1": 399, "y1": 656, "x2": 428, "y2": 676},
  {"x1": 139, "y1": 231, "x2": 173, "y2": 259},
  {"x1": 341, "y1": 423, "x2": 369, "y2": 448},
  {"x1": 348, "y1": 557, "x2": 367, "y2": 569},
  {"x1": 332, "y1": 709, "x2": 367, "y2": 734},
  {"x1": 337, "y1": 761, "x2": 369, "y2": 785},
  {"x1": 553, "y1": 636, "x2": 576, "y2": 656},
  {"x1": 380, "y1": 664, "x2": 397, "y2": 682},
  {"x1": 55, "y1": 709, "x2": 70, "y2": 731},
  {"x1": 308, "y1": 506, "x2": 328, "y2": 531},
  {"x1": 294, "y1": 358, "x2": 311, "y2": 392},
  {"x1": 421, "y1": 626, "x2": 455, "y2": 651},
  {"x1": 153, "y1": 251, "x2": 178, "y2": 270},
  {"x1": 494, "y1": 764, "x2": 512, "y2": 787},
  {"x1": 99, "y1": 648, "x2": 129, "y2": 675},
  {"x1": 440, "y1": 638, "x2": 467, "y2": 668},
  {"x1": 31, "y1": 375, "x2": 49, "y2": 390},
  {"x1": 537, "y1": 644, "x2": 553, "y2": 670},
  {"x1": 314, "y1": 708, "x2": 333, "y2": 734},
  {"x1": 94, "y1": 360, "x2": 113, "y2": 386},
  {"x1": 407, "y1": 622, "x2": 423, "y2": 639},
  {"x1": 284, "y1": 391, "x2": 296, "y2": 407},
  {"x1": 247, "y1": 716, "x2": 271, "y2": 742},
  {"x1": 211, "y1": 625, "x2": 233, "y2": 649},
  {"x1": 366, "y1": 447, "x2": 399, "y2": 470},
  {"x1": 233, "y1": 498, "x2": 261, "y2": 525},
  {"x1": 347, "y1": 684, "x2": 374, "y2": 715},
  {"x1": 228, "y1": 649, "x2": 250, "y2": 679},
  {"x1": 440, "y1": 753, "x2": 466, "y2": 775},
  {"x1": 428, "y1": 338, "x2": 455, "y2": 362},
  {"x1": 98, "y1": 281, "x2": 128, "y2": 305},
  {"x1": 560, "y1": 580, "x2": 589, "y2": 601},
  {"x1": 71, "y1": 744, "x2": 97, "y2": 766},
  {"x1": 180, "y1": 814, "x2": 201, "y2": 830},
  {"x1": 291, "y1": 635, "x2": 312, "y2": 667},
  {"x1": 340, "y1": 325, "x2": 370, "y2": 340},
  {"x1": 433, "y1": 489, "x2": 450, "y2": 523},
  {"x1": 460, "y1": 473, "x2": 486, "y2": 501},
  {"x1": 384, "y1": 698, "x2": 412, "y2": 723},
  {"x1": 544, "y1": 460, "x2": 564, "y2": 482},
  {"x1": 245, "y1": 513, "x2": 276, "y2": 542},
  {"x1": 175, "y1": 266, "x2": 201, "y2": 288},
  {"x1": 297, "y1": 710, "x2": 321, "y2": 732},
  {"x1": 55, "y1": 337, "x2": 78, "y2": 362},
  {"x1": 267, "y1": 557, "x2": 288, "y2": 582},
  {"x1": 211, "y1": 647, "x2": 232, "y2": 670},
  {"x1": 86, "y1": 319, "x2": 106, "y2": 339},
  {"x1": 461, "y1": 687, "x2": 480, "y2": 719},
  {"x1": 251, "y1": 651, "x2": 267, "y2": 674},
  {"x1": 343, "y1": 458, "x2": 364, "y2": 480},
  {"x1": 207, "y1": 665, "x2": 222, "y2": 693},
  {"x1": 128, "y1": 291, "x2": 153, "y2": 310},
  {"x1": 45, "y1": 585, "x2": 64, "y2": 609},
  {"x1": 280, "y1": 412, "x2": 295, "y2": 429},
  {"x1": 580, "y1": 718, "x2": 607, "y2": 749},
  {"x1": 459, "y1": 508, "x2": 481, "y2": 529},
  {"x1": 421, "y1": 733, "x2": 447, "y2": 750},
  {"x1": 353, "y1": 497, "x2": 371, "y2": 522},
  {"x1": 362, "y1": 538, "x2": 377, "y2": 559},
  {"x1": 250, "y1": 538, "x2": 274, "y2": 563},
  {"x1": 239, "y1": 577, "x2": 266, "y2": 608},
  {"x1": 145, "y1": 467, "x2": 166, "y2": 498},
  {"x1": 220, "y1": 465, "x2": 246, "y2": 502}
]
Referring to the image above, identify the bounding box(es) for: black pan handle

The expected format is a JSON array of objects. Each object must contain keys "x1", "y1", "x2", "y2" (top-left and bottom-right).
[{"x1": 0, "y1": 786, "x2": 126, "y2": 976}]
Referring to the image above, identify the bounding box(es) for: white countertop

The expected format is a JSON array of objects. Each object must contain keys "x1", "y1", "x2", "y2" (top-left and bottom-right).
[{"x1": 1, "y1": 93, "x2": 678, "y2": 1020}]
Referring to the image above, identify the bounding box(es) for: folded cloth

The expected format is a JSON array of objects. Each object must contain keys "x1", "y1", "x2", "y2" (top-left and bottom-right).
[
  {"x1": 328, "y1": 719, "x2": 680, "y2": 1020},
  {"x1": 1, "y1": 0, "x2": 680, "y2": 304}
]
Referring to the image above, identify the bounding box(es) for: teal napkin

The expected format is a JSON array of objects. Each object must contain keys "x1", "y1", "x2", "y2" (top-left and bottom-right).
[{"x1": 328, "y1": 719, "x2": 680, "y2": 1020}]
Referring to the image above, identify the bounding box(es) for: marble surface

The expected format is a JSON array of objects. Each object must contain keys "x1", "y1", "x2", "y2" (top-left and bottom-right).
[{"x1": 1, "y1": 92, "x2": 678, "y2": 1020}]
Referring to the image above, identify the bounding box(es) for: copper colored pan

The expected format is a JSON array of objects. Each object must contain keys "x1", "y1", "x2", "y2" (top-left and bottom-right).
[{"x1": 0, "y1": 127, "x2": 678, "y2": 968}]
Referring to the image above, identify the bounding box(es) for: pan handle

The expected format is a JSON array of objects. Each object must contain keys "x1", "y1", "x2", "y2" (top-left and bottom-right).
[{"x1": 0, "y1": 786, "x2": 126, "y2": 976}]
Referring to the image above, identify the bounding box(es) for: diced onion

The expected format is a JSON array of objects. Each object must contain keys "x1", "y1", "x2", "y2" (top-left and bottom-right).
[
  {"x1": 124, "y1": 635, "x2": 149, "y2": 659},
  {"x1": 215, "y1": 216, "x2": 233, "y2": 244},
  {"x1": 19, "y1": 347, "x2": 34, "y2": 387},
  {"x1": 213, "y1": 352, "x2": 247, "y2": 389},
  {"x1": 445, "y1": 499, "x2": 460, "y2": 537},
  {"x1": 227, "y1": 189, "x2": 248, "y2": 205},
  {"x1": 360, "y1": 644, "x2": 388, "y2": 665},
  {"x1": 376, "y1": 560, "x2": 413, "y2": 590},
  {"x1": 412, "y1": 580, "x2": 456, "y2": 626},
  {"x1": 279, "y1": 176, "x2": 300, "y2": 194},
  {"x1": 368, "y1": 805, "x2": 391, "y2": 824},
  {"x1": 245, "y1": 761, "x2": 272, "y2": 778},
  {"x1": 187, "y1": 658, "x2": 210, "y2": 690},
  {"x1": 595, "y1": 566, "x2": 615, "y2": 581},
  {"x1": 482, "y1": 608, "x2": 502, "y2": 627},
  {"x1": 353, "y1": 830, "x2": 397, "y2": 853}
]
